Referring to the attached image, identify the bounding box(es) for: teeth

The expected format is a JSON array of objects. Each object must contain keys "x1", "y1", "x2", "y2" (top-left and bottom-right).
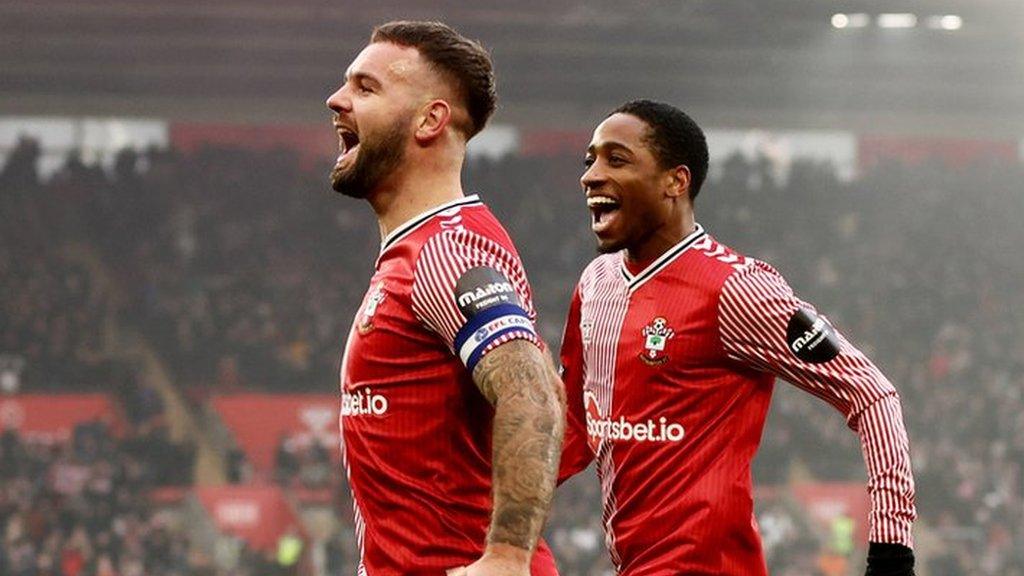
[{"x1": 587, "y1": 196, "x2": 619, "y2": 208}]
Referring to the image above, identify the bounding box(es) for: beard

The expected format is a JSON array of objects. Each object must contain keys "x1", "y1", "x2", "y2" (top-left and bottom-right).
[{"x1": 330, "y1": 117, "x2": 408, "y2": 199}]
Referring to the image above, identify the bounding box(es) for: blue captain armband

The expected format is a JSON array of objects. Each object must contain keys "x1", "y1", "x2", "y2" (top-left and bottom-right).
[
  {"x1": 452, "y1": 266, "x2": 536, "y2": 372},
  {"x1": 454, "y1": 303, "x2": 536, "y2": 371}
]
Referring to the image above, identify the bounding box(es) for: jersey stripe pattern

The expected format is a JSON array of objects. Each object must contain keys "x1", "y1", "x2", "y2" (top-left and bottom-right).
[
  {"x1": 413, "y1": 227, "x2": 537, "y2": 371},
  {"x1": 577, "y1": 259, "x2": 631, "y2": 566},
  {"x1": 558, "y1": 225, "x2": 915, "y2": 575},
  {"x1": 341, "y1": 195, "x2": 554, "y2": 575},
  {"x1": 717, "y1": 255, "x2": 916, "y2": 547}
]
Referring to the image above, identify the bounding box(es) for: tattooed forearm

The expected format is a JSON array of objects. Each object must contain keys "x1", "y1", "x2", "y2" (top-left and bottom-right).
[{"x1": 473, "y1": 340, "x2": 566, "y2": 551}]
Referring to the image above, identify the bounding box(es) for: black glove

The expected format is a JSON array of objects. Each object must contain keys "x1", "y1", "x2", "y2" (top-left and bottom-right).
[{"x1": 865, "y1": 542, "x2": 915, "y2": 576}]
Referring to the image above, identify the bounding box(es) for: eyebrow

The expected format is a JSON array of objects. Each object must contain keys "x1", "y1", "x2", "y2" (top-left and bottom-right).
[
  {"x1": 344, "y1": 70, "x2": 382, "y2": 88},
  {"x1": 586, "y1": 141, "x2": 635, "y2": 155}
]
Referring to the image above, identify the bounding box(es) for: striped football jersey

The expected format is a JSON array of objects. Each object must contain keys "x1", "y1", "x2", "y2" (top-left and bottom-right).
[
  {"x1": 558, "y1": 224, "x2": 915, "y2": 575},
  {"x1": 340, "y1": 195, "x2": 557, "y2": 575}
]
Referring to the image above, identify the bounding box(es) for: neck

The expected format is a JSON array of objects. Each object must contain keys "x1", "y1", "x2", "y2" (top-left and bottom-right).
[
  {"x1": 368, "y1": 154, "x2": 465, "y2": 241},
  {"x1": 625, "y1": 209, "x2": 696, "y2": 266}
]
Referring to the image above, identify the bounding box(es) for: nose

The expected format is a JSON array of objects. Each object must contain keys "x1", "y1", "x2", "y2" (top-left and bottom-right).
[
  {"x1": 326, "y1": 84, "x2": 352, "y2": 114},
  {"x1": 581, "y1": 162, "x2": 605, "y2": 193}
]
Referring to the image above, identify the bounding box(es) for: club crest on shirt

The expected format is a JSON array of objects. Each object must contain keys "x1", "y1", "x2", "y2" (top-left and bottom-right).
[
  {"x1": 639, "y1": 316, "x2": 674, "y2": 366},
  {"x1": 357, "y1": 281, "x2": 386, "y2": 335}
]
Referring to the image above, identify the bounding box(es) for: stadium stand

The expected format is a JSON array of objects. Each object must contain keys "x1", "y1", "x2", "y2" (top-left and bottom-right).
[{"x1": 2, "y1": 137, "x2": 1021, "y2": 575}]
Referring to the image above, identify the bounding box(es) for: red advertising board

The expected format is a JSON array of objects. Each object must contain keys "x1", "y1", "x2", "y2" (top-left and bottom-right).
[
  {"x1": 0, "y1": 394, "x2": 123, "y2": 443},
  {"x1": 211, "y1": 394, "x2": 338, "y2": 473},
  {"x1": 196, "y1": 485, "x2": 302, "y2": 552}
]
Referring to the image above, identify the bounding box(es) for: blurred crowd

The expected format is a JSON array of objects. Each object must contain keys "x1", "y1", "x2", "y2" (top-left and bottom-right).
[
  {"x1": 716, "y1": 154, "x2": 1024, "y2": 575},
  {"x1": 0, "y1": 416, "x2": 195, "y2": 575},
  {"x1": 0, "y1": 138, "x2": 116, "y2": 393},
  {"x1": 2, "y1": 133, "x2": 1021, "y2": 575}
]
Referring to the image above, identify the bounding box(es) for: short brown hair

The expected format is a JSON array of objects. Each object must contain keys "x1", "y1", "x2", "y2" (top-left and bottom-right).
[{"x1": 371, "y1": 21, "x2": 496, "y2": 139}]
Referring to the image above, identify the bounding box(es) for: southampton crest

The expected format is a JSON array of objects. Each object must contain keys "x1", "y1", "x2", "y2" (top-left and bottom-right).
[
  {"x1": 357, "y1": 282, "x2": 386, "y2": 335},
  {"x1": 639, "y1": 316, "x2": 674, "y2": 366}
]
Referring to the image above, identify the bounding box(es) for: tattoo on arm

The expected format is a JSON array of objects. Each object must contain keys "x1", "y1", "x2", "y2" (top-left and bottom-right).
[{"x1": 473, "y1": 340, "x2": 566, "y2": 552}]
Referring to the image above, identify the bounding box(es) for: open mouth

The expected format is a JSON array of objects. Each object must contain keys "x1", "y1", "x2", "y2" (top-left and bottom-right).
[
  {"x1": 337, "y1": 126, "x2": 360, "y2": 163},
  {"x1": 587, "y1": 195, "x2": 621, "y2": 231}
]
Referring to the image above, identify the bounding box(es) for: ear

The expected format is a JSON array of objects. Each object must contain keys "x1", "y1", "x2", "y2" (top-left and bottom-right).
[
  {"x1": 414, "y1": 99, "x2": 451, "y2": 144},
  {"x1": 665, "y1": 165, "x2": 692, "y2": 199}
]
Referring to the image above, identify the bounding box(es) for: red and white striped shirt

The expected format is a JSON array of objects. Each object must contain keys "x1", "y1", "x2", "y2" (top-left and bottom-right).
[
  {"x1": 559, "y1": 224, "x2": 915, "y2": 575},
  {"x1": 340, "y1": 195, "x2": 556, "y2": 575}
]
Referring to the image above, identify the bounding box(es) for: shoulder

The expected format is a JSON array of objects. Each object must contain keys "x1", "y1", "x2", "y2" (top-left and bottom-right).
[
  {"x1": 719, "y1": 257, "x2": 790, "y2": 299},
  {"x1": 415, "y1": 225, "x2": 523, "y2": 277},
  {"x1": 403, "y1": 202, "x2": 516, "y2": 265},
  {"x1": 689, "y1": 234, "x2": 759, "y2": 276},
  {"x1": 683, "y1": 235, "x2": 793, "y2": 305},
  {"x1": 715, "y1": 250, "x2": 800, "y2": 328},
  {"x1": 411, "y1": 209, "x2": 535, "y2": 314}
]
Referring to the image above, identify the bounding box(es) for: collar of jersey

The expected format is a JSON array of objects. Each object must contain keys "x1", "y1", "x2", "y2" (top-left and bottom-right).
[
  {"x1": 619, "y1": 223, "x2": 707, "y2": 292},
  {"x1": 377, "y1": 194, "x2": 482, "y2": 263}
]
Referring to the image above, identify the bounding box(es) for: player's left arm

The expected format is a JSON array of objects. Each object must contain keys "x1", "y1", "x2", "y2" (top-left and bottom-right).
[
  {"x1": 470, "y1": 339, "x2": 565, "y2": 571},
  {"x1": 412, "y1": 231, "x2": 564, "y2": 575},
  {"x1": 718, "y1": 261, "x2": 916, "y2": 576}
]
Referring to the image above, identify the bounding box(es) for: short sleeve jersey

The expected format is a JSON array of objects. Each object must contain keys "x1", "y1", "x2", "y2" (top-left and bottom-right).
[{"x1": 340, "y1": 195, "x2": 557, "y2": 575}]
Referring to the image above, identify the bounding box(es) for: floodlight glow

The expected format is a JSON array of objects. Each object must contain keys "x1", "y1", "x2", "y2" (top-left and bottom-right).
[
  {"x1": 925, "y1": 14, "x2": 962, "y2": 30},
  {"x1": 939, "y1": 15, "x2": 962, "y2": 30},
  {"x1": 832, "y1": 13, "x2": 849, "y2": 29},
  {"x1": 877, "y1": 13, "x2": 917, "y2": 29},
  {"x1": 848, "y1": 13, "x2": 870, "y2": 28}
]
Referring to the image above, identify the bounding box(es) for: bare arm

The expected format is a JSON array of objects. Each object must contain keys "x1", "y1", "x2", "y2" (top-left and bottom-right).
[{"x1": 472, "y1": 339, "x2": 565, "y2": 562}]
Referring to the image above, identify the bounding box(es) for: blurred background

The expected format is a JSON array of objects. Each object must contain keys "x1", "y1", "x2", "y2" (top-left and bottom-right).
[{"x1": 1, "y1": 1, "x2": 1022, "y2": 575}]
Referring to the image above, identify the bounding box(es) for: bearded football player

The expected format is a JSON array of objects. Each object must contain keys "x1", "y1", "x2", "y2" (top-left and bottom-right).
[{"x1": 327, "y1": 21, "x2": 565, "y2": 576}]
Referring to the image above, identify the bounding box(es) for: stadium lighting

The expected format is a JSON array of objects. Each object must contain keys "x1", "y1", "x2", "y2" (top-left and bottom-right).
[
  {"x1": 848, "y1": 14, "x2": 870, "y2": 28},
  {"x1": 877, "y1": 13, "x2": 917, "y2": 29},
  {"x1": 831, "y1": 13, "x2": 870, "y2": 29},
  {"x1": 926, "y1": 15, "x2": 963, "y2": 31}
]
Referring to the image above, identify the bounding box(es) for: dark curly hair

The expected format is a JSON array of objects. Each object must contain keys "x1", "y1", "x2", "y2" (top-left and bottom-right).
[{"x1": 613, "y1": 99, "x2": 709, "y2": 200}]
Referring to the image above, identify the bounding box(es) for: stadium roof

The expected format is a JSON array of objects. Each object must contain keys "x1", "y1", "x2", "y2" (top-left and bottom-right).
[{"x1": 2, "y1": 0, "x2": 1022, "y2": 135}]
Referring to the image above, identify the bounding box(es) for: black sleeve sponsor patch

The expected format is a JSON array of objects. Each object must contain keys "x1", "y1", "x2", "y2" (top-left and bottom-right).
[
  {"x1": 785, "y1": 308, "x2": 841, "y2": 364},
  {"x1": 455, "y1": 266, "x2": 521, "y2": 318}
]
